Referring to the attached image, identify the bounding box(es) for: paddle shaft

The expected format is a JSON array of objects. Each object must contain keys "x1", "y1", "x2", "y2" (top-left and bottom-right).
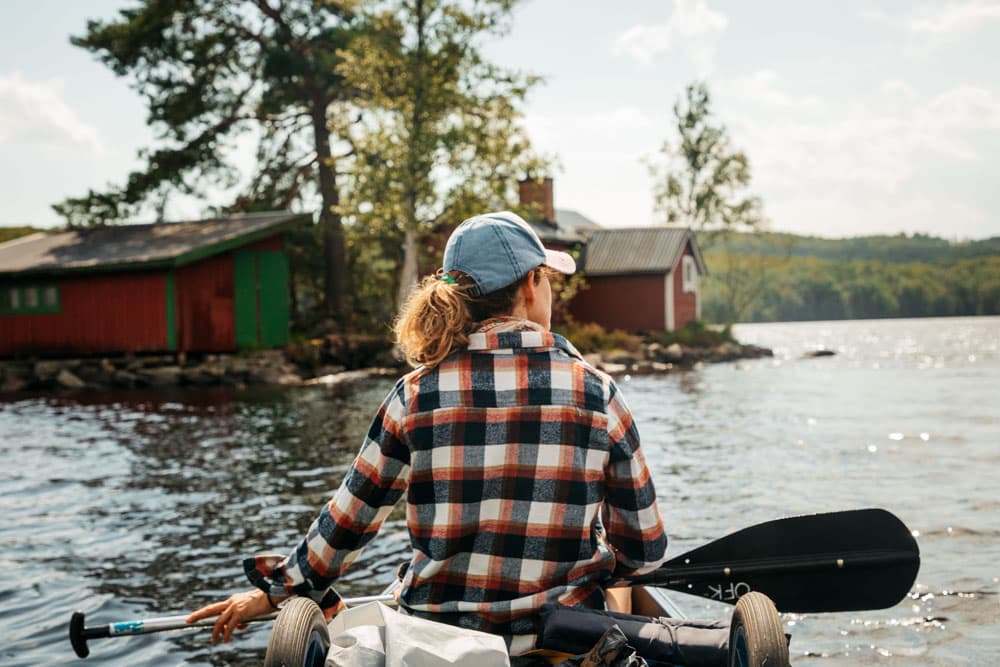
[
  {"x1": 69, "y1": 593, "x2": 395, "y2": 658},
  {"x1": 624, "y1": 548, "x2": 914, "y2": 586}
]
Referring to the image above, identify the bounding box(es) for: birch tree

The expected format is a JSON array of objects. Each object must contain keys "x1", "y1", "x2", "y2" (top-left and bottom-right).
[{"x1": 335, "y1": 0, "x2": 544, "y2": 310}]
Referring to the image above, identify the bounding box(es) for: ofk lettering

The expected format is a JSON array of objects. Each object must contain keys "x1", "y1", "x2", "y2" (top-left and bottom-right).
[{"x1": 708, "y1": 581, "x2": 751, "y2": 601}]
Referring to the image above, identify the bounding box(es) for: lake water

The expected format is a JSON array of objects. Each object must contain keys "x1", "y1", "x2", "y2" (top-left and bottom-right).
[{"x1": 1, "y1": 316, "x2": 997, "y2": 666}]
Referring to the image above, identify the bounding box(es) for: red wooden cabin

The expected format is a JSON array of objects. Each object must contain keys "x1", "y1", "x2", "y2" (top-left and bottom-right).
[
  {"x1": 0, "y1": 212, "x2": 307, "y2": 356},
  {"x1": 569, "y1": 227, "x2": 707, "y2": 332}
]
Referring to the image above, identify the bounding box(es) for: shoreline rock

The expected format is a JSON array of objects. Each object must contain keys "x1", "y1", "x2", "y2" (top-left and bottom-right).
[
  {"x1": 585, "y1": 340, "x2": 773, "y2": 376},
  {"x1": 0, "y1": 339, "x2": 773, "y2": 394}
]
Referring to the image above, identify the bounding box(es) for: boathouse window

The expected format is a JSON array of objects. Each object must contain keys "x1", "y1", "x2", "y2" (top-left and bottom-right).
[
  {"x1": 43, "y1": 286, "x2": 59, "y2": 308},
  {"x1": 1, "y1": 284, "x2": 61, "y2": 315},
  {"x1": 682, "y1": 255, "x2": 698, "y2": 293}
]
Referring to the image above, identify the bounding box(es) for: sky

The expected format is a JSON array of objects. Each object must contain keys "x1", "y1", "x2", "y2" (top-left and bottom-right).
[{"x1": 1, "y1": 0, "x2": 998, "y2": 240}]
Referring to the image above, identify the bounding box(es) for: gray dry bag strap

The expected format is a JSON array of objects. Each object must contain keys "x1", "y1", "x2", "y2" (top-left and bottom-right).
[{"x1": 538, "y1": 604, "x2": 729, "y2": 667}]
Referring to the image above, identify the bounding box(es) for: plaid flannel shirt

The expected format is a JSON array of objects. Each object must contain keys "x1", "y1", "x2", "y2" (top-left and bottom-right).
[{"x1": 246, "y1": 318, "x2": 668, "y2": 653}]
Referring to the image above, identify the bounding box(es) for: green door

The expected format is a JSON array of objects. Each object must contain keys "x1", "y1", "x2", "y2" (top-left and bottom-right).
[
  {"x1": 258, "y1": 251, "x2": 289, "y2": 347},
  {"x1": 233, "y1": 249, "x2": 290, "y2": 349},
  {"x1": 233, "y1": 250, "x2": 259, "y2": 348}
]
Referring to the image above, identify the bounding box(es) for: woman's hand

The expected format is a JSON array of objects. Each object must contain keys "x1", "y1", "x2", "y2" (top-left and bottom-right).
[{"x1": 186, "y1": 588, "x2": 278, "y2": 644}]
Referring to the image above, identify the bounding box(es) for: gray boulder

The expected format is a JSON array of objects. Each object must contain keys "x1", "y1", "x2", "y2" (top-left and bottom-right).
[
  {"x1": 663, "y1": 343, "x2": 684, "y2": 362},
  {"x1": 56, "y1": 369, "x2": 86, "y2": 389},
  {"x1": 139, "y1": 366, "x2": 182, "y2": 386}
]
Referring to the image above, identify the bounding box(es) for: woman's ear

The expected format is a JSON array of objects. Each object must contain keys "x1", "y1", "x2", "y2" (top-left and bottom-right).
[{"x1": 519, "y1": 269, "x2": 539, "y2": 305}]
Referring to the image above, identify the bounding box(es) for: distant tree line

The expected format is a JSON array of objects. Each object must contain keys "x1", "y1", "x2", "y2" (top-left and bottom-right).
[
  {"x1": 0, "y1": 227, "x2": 35, "y2": 244},
  {"x1": 711, "y1": 231, "x2": 1000, "y2": 264},
  {"x1": 701, "y1": 235, "x2": 1000, "y2": 323}
]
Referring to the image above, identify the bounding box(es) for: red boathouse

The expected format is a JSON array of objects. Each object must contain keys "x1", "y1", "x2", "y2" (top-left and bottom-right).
[
  {"x1": 569, "y1": 227, "x2": 708, "y2": 332},
  {"x1": 0, "y1": 211, "x2": 307, "y2": 356}
]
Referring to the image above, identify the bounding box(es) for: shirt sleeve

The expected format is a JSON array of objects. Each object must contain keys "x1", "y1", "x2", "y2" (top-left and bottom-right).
[
  {"x1": 244, "y1": 382, "x2": 411, "y2": 612},
  {"x1": 602, "y1": 379, "x2": 668, "y2": 578}
]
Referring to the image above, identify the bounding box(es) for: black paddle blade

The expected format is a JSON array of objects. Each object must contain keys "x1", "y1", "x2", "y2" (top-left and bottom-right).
[{"x1": 631, "y1": 508, "x2": 920, "y2": 613}]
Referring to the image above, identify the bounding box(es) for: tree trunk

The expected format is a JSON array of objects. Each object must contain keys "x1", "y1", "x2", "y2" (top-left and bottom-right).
[
  {"x1": 311, "y1": 100, "x2": 346, "y2": 323},
  {"x1": 397, "y1": 225, "x2": 420, "y2": 307},
  {"x1": 396, "y1": 0, "x2": 427, "y2": 311}
]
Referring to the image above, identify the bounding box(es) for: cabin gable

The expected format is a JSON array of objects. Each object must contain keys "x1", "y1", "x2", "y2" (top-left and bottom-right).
[{"x1": 570, "y1": 228, "x2": 706, "y2": 332}]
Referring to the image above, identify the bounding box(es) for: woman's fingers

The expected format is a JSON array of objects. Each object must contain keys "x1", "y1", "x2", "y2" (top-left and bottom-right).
[
  {"x1": 220, "y1": 611, "x2": 235, "y2": 643},
  {"x1": 211, "y1": 605, "x2": 230, "y2": 644},
  {"x1": 185, "y1": 600, "x2": 228, "y2": 624},
  {"x1": 184, "y1": 589, "x2": 276, "y2": 643}
]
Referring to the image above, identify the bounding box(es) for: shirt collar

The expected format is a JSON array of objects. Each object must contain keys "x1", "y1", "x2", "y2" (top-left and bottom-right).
[{"x1": 467, "y1": 317, "x2": 584, "y2": 360}]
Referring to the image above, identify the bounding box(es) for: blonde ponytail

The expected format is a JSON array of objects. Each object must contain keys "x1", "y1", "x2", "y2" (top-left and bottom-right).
[
  {"x1": 394, "y1": 270, "x2": 530, "y2": 368},
  {"x1": 395, "y1": 274, "x2": 475, "y2": 368}
]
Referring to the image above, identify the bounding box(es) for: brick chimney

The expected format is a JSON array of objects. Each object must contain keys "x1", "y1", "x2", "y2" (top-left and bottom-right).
[{"x1": 518, "y1": 177, "x2": 555, "y2": 224}]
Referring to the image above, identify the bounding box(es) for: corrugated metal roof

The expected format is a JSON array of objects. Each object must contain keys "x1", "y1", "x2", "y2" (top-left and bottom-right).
[
  {"x1": 555, "y1": 208, "x2": 602, "y2": 231},
  {"x1": 528, "y1": 208, "x2": 603, "y2": 245},
  {"x1": 0, "y1": 211, "x2": 308, "y2": 276},
  {"x1": 582, "y1": 226, "x2": 706, "y2": 276}
]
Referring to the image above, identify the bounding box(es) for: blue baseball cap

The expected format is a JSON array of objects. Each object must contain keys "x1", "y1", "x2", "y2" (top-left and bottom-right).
[{"x1": 442, "y1": 211, "x2": 576, "y2": 295}]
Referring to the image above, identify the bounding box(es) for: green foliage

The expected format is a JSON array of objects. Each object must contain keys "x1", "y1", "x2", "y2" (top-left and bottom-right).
[
  {"x1": 649, "y1": 319, "x2": 735, "y2": 348},
  {"x1": 284, "y1": 221, "x2": 329, "y2": 329},
  {"x1": 342, "y1": 221, "x2": 404, "y2": 332},
  {"x1": 57, "y1": 0, "x2": 359, "y2": 316},
  {"x1": 285, "y1": 332, "x2": 327, "y2": 371},
  {"x1": 555, "y1": 319, "x2": 643, "y2": 354},
  {"x1": 549, "y1": 246, "x2": 587, "y2": 327},
  {"x1": 649, "y1": 82, "x2": 764, "y2": 240},
  {"x1": 705, "y1": 231, "x2": 1000, "y2": 263},
  {"x1": 648, "y1": 82, "x2": 767, "y2": 325},
  {"x1": 703, "y1": 230, "x2": 794, "y2": 323},
  {"x1": 55, "y1": 0, "x2": 355, "y2": 223},
  {"x1": 321, "y1": 332, "x2": 397, "y2": 369},
  {"x1": 701, "y1": 243, "x2": 1000, "y2": 322},
  {"x1": 58, "y1": 0, "x2": 535, "y2": 327},
  {"x1": 555, "y1": 318, "x2": 734, "y2": 354},
  {"x1": 0, "y1": 227, "x2": 38, "y2": 244},
  {"x1": 334, "y1": 0, "x2": 544, "y2": 312}
]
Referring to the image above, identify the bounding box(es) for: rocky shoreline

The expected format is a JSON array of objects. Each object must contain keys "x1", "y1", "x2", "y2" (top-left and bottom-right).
[
  {"x1": 583, "y1": 340, "x2": 773, "y2": 376},
  {"x1": 0, "y1": 340, "x2": 773, "y2": 394}
]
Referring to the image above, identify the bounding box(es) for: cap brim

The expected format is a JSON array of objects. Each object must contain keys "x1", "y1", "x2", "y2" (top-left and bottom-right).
[{"x1": 543, "y1": 248, "x2": 577, "y2": 275}]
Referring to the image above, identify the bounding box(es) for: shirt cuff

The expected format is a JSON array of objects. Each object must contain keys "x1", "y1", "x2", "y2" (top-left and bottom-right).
[{"x1": 243, "y1": 554, "x2": 345, "y2": 613}]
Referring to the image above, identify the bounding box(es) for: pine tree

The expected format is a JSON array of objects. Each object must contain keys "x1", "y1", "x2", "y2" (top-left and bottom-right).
[{"x1": 55, "y1": 0, "x2": 360, "y2": 319}]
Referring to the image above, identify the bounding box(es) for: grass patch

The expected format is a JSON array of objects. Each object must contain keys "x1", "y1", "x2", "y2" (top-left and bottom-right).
[
  {"x1": 648, "y1": 320, "x2": 735, "y2": 348},
  {"x1": 554, "y1": 319, "x2": 644, "y2": 354}
]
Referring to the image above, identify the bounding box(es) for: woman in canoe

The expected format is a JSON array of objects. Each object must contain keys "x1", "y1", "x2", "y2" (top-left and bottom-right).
[{"x1": 187, "y1": 211, "x2": 670, "y2": 655}]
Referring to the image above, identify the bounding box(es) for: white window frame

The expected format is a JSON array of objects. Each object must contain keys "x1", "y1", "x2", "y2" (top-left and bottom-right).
[{"x1": 682, "y1": 255, "x2": 698, "y2": 293}]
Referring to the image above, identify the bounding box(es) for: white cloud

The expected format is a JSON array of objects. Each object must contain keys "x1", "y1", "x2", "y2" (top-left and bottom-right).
[
  {"x1": 611, "y1": 0, "x2": 728, "y2": 76},
  {"x1": 0, "y1": 71, "x2": 103, "y2": 153},
  {"x1": 523, "y1": 77, "x2": 1000, "y2": 236},
  {"x1": 523, "y1": 106, "x2": 663, "y2": 153},
  {"x1": 724, "y1": 70, "x2": 823, "y2": 112},
  {"x1": 861, "y1": 1, "x2": 1000, "y2": 53},
  {"x1": 522, "y1": 106, "x2": 668, "y2": 227},
  {"x1": 717, "y1": 73, "x2": 1000, "y2": 238},
  {"x1": 768, "y1": 192, "x2": 992, "y2": 240},
  {"x1": 920, "y1": 84, "x2": 1000, "y2": 130},
  {"x1": 880, "y1": 79, "x2": 918, "y2": 101},
  {"x1": 726, "y1": 72, "x2": 999, "y2": 189},
  {"x1": 905, "y1": 0, "x2": 1000, "y2": 36}
]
